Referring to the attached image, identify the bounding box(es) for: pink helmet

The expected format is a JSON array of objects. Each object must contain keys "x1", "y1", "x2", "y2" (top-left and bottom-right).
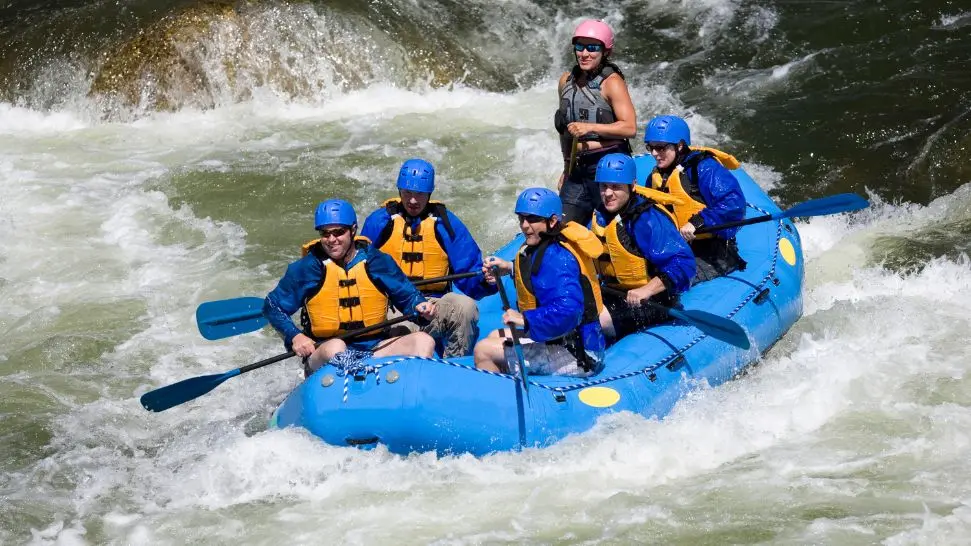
[{"x1": 572, "y1": 20, "x2": 614, "y2": 50}]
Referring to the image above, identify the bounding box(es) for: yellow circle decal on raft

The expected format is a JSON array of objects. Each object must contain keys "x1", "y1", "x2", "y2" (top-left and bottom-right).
[
  {"x1": 779, "y1": 238, "x2": 797, "y2": 266},
  {"x1": 578, "y1": 386, "x2": 621, "y2": 408}
]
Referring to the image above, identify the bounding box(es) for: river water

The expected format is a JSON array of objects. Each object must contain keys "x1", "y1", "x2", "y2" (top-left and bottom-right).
[{"x1": 2, "y1": 0, "x2": 970, "y2": 544}]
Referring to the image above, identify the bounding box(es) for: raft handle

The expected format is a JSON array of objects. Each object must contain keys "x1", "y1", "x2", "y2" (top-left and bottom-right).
[
  {"x1": 553, "y1": 392, "x2": 567, "y2": 403},
  {"x1": 754, "y1": 288, "x2": 771, "y2": 305},
  {"x1": 666, "y1": 355, "x2": 686, "y2": 372},
  {"x1": 772, "y1": 277, "x2": 781, "y2": 286},
  {"x1": 646, "y1": 371, "x2": 657, "y2": 382},
  {"x1": 346, "y1": 436, "x2": 380, "y2": 446}
]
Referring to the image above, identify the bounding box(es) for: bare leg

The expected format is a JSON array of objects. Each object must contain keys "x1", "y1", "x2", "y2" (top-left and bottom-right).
[
  {"x1": 306, "y1": 338, "x2": 348, "y2": 374},
  {"x1": 599, "y1": 306, "x2": 616, "y2": 338},
  {"x1": 372, "y1": 332, "x2": 436, "y2": 359},
  {"x1": 473, "y1": 328, "x2": 509, "y2": 373}
]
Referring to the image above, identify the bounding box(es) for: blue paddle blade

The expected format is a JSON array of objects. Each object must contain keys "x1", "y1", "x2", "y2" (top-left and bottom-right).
[
  {"x1": 666, "y1": 307, "x2": 751, "y2": 350},
  {"x1": 196, "y1": 297, "x2": 268, "y2": 340},
  {"x1": 775, "y1": 193, "x2": 869, "y2": 220},
  {"x1": 140, "y1": 369, "x2": 241, "y2": 412}
]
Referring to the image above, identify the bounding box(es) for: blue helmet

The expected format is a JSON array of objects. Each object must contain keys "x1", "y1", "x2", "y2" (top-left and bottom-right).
[
  {"x1": 644, "y1": 115, "x2": 691, "y2": 146},
  {"x1": 397, "y1": 158, "x2": 435, "y2": 193},
  {"x1": 515, "y1": 187, "x2": 562, "y2": 219},
  {"x1": 314, "y1": 199, "x2": 357, "y2": 230},
  {"x1": 595, "y1": 153, "x2": 637, "y2": 185}
]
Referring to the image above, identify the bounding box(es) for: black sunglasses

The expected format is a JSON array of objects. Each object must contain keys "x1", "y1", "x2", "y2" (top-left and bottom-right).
[
  {"x1": 318, "y1": 226, "x2": 350, "y2": 239},
  {"x1": 573, "y1": 43, "x2": 604, "y2": 53}
]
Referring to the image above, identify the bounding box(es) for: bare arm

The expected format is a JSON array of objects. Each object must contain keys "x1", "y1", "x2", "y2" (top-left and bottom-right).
[
  {"x1": 596, "y1": 73, "x2": 637, "y2": 139},
  {"x1": 564, "y1": 73, "x2": 637, "y2": 142}
]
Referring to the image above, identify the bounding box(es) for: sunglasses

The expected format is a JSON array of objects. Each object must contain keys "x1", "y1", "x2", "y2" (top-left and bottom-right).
[
  {"x1": 517, "y1": 214, "x2": 547, "y2": 224},
  {"x1": 646, "y1": 142, "x2": 674, "y2": 153},
  {"x1": 318, "y1": 226, "x2": 350, "y2": 239},
  {"x1": 573, "y1": 43, "x2": 604, "y2": 53}
]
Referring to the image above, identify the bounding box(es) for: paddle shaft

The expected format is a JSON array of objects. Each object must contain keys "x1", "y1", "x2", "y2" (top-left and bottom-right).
[
  {"x1": 697, "y1": 193, "x2": 869, "y2": 234},
  {"x1": 492, "y1": 267, "x2": 529, "y2": 392},
  {"x1": 566, "y1": 136, "x2": 579, "y2": 176},
  {"x1": 413, "y1": 271, "x2": 479, "y2": 287},
  {"x1": 238, "y1": 313, "x2": 416, "y2": 375},
  {"x1": 695, "y1": 213, "x2": 772, "y2": 234},
  {"x1": 491, "y1": 266, "x2": 529, "y2": 448},
  {"x1": 601, "y1": 286, "x2": 668, "y2": 314},
  {"x1": 198, "y1": 271, "x2": 479, "y2": 334}
]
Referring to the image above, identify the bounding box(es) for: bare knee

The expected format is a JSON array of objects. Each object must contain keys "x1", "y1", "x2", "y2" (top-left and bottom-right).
[
  {"x1": 599, "y1": 307, "x2": 616, "y2": 338},
  {"x1": 308, "y1": 339, "x2": 347, "y2": 372},
  {"x1": 413, "y1": 332, "x2": 436, "y2": 358},
  {"x1": 473, "y1": 338, "x2": 504, "y2": 372}
]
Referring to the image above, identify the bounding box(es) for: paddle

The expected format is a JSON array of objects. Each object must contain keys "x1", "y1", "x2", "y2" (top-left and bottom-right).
[
  {"x1": 601, "y1": 286, "x2": 750, "y2": 350},
  {"x1": 140, "y1": 313, "x2": 416, "y2": 412},
  {"x1": 567, "y1": 136, "x2": 579, "y2": 176},
  {"x1": 696, "y1": 193, "x2": 869, "y2": 234},
  {"x1": 196, "y1": 271, "x2": 481, "y2": 340},
  {"x1": 196, "y1": 297, "x2": 266, "y2": 341},
  {"x1": 491, "y1": 266, "x2": 529, "y2": 448},
  {"x1": 492, "y1": 266, "x2": 529, "y2": 390}
]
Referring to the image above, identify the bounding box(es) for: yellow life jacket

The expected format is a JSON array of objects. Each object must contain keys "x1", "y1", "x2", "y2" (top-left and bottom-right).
[
  {"x1": 514, "y1": 221, "x2": 604, "y2": 325},
  {"x1": 649, "y1": 146, "x2": 741, "y2": 238},
  {"x1": 374, "y1": 198, "x2": 452, "y2": 293},
  {"x1": 591, "y1": 191, "x2": 678, "y2": 290},
  {"x1": 299, "y1": 238, "x2": 388, "y2": 340}
]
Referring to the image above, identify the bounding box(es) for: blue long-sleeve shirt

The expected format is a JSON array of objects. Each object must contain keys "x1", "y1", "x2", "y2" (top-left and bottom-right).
[
  {"x1": 681, "y1": 151, "x2": 747, "y2": 239},
  {"x1": 263, "y1": 243, "x2": 426, "y2": 349},
  {"x1": 595, "y1": 195, "x2": 697, "y2": 295},
  {"x1": 519, "y1": 242, "x2": 584, "y2": 342},
  {"x1": 361, "y1": 204, "x2": 496, "y2": 300}
]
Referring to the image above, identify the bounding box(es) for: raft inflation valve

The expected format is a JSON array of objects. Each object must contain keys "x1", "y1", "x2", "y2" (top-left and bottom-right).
[
  {"x1": 386, "y1": 370, "x2": 400, "y2": 384},
  {"x1": 321, "y1": 375, "x2": 335, "y2": 387}
]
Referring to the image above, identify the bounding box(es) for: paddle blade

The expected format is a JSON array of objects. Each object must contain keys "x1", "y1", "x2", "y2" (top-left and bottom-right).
[
  {"x1": 665, "y1": 307, "x2": 751, "y2": 350},
  {"x1": 775, "y1": 193, "x2": 869, "y2": 221},
  {"x1": 140, "y1": 369, "x2": 241, "y2": 412},
  {"x1": 196, "y1": 297, "x2": 268, "y2": 340}
]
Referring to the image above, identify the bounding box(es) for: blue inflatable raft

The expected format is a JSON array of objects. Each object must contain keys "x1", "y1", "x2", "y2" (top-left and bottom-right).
[{"x1": 269, "y1": 154, "x2": 805, "y2": 455}]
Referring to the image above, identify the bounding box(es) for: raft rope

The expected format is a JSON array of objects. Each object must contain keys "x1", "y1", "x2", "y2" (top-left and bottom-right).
[
  {"x1": 327, "y1": 348, "x2": 379, "y2": 403},
  {"x1": 325, "y1": 204, "x2": 783, "y2": 401}
]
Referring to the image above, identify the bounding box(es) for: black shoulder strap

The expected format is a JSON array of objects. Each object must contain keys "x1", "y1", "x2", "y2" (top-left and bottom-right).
[
  {"x1": 431, "y1": 203, "x2": 455, "y2": 240},
  {"x1": 603, "y1": 61, "x2": 624, "y2": 80},
  {"x1": 531, "y1": 234, "x2": 556, "y2": 278},
  {"x1": 374, "y1": 219, "x2": 395, "y2": 249},
  {"x1": 621, "y1": 195, "x2": 655, "y2": 225},
  {"x1": 682, "y1": 150, "x2": 713, "y2": 197}
]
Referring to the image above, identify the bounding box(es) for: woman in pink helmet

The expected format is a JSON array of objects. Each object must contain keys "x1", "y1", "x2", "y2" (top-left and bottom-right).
[{"x1": 555, "y1": 19, "x2": 637, "y2": 224}]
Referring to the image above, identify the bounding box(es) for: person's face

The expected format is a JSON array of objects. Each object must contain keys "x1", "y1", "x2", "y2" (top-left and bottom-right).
[
  {"x1": 518, "y1": 214, "x2": 556, "y2": 246},
  {"x1": 647, "y1": 142, "x2": 678, "y2": 170},
  {"x1": 573, "y1": 39, "x2": 605, "y2": 71},
  {"x1": 599, "y1": 182, "x2": 631, "y2": 213},
  {"x1": 399, "y1": 189, "x2": 430, "y2": 217},
  {"x1": 318, "y1": 225, "x2": 353, "y2": 260}
]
